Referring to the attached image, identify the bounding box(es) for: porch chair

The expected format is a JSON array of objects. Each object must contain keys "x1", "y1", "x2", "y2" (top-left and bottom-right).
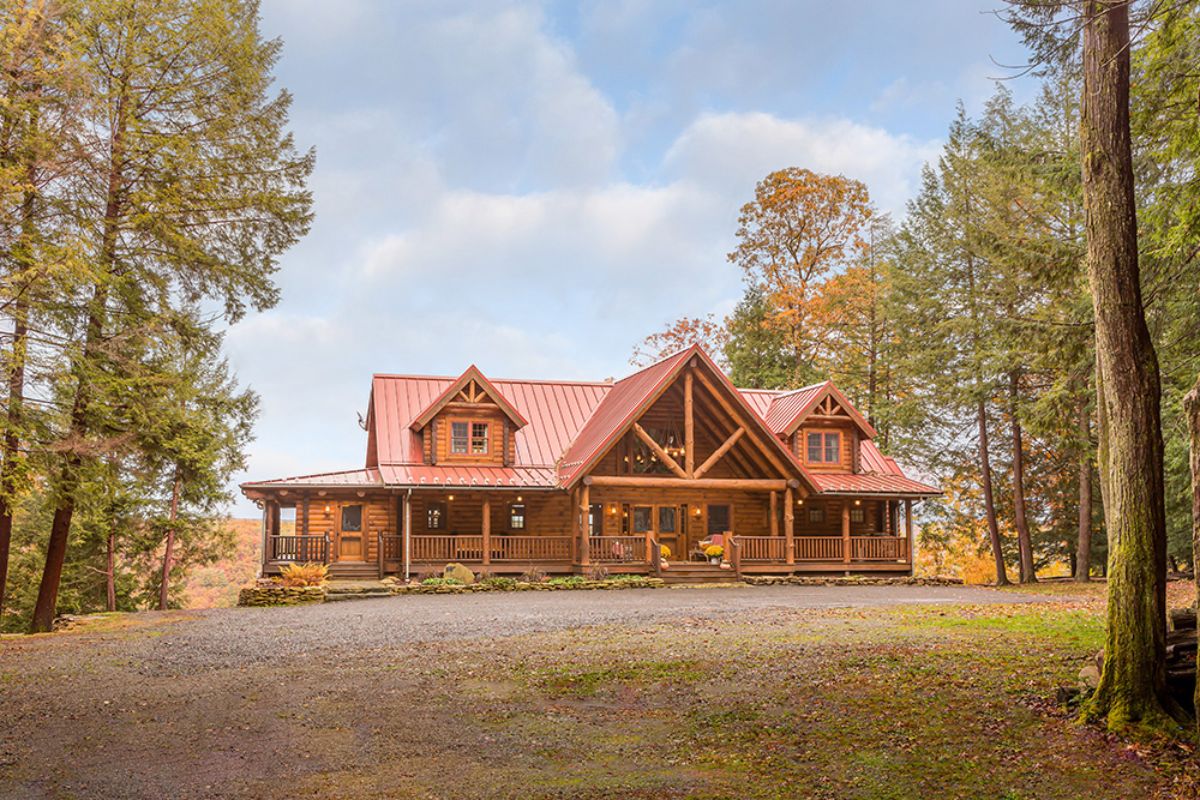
[{"x1": 692, "y1": 532, "x2": 726, "y2": 562}]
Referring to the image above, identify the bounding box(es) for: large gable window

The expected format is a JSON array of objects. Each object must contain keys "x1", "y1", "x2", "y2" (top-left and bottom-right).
[{"x1": 806, "y1": 431, "x2": 841, "y2": 464}]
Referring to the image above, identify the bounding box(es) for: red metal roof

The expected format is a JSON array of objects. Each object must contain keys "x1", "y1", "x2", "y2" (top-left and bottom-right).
[
  {"x1": 368, "y1": 373, "x2": 610, "y2": 469},
  {"x1": 243, "y1": 346, "x2": 937, "y2": 497},
  {"x1": 809, "y1": 472, "x2": 940, "y2": 496},
  {"x1": 378, "y1": 464, "x2": 557, "y2": 488},
  {"x1": 242, "y1": 467, "x2": 384, "y2": 489}
]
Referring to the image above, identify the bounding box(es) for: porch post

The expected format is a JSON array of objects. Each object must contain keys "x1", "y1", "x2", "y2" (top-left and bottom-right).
[
  {"x1": 784, "y1": 487, "x2": 795, "y2": 565},
  {"x1": 842, "y1": 502, "x2": 851, "y2": 565},
  {"x1": 769, "y1": 491, "x2": 779, "y2": 538},
  {"x1": 402, "y1": 491, "x2": 412, "y2": 582},
  {"x1": 301, "y1": 494, "x2": 310, "y2": 537},
  {"x1": 579, "y1": 484, "x2": 590, "y2": 567},
  {"x1": 260, "y1": 502, "x2": 269, "y2": 574},
  {"x1": 905, "y1": 499, "x2": 914, "y2": 568},
  {"x1": 481, "y1": 498, "x2": 491, "y2": 567}
]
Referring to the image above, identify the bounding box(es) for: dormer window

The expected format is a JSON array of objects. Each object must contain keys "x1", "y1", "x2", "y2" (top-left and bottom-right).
[
  {"x1": 449, "y1": 420, "x2": 490, "y2": 455},
  {"x1": 806, "y1": 431, "x2": 841, "y2": 464}
]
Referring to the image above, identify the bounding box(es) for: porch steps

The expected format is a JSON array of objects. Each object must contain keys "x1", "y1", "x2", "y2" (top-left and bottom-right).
[
  {"x1": 658, "y1": 562, "x2": 740, "y2": 585},
  {"x1": 324, "y1": 580, "x2": 391, "y2": 602},
  {"x1": 327, "y1": 562, "x2": 379, "y2": 580}
]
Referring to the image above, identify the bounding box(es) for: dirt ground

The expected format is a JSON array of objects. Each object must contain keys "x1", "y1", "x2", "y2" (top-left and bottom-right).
[{"x1": 0, "y1": 582, "x2": 1196, "y2": 799}]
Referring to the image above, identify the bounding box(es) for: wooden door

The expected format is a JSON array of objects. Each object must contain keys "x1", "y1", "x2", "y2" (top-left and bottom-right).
[
  {"x1": 656, "y1": 505, "x2": 680, "y2": 559},
  {"x1": 337, "y1": 503, "x2": 365, "y2": 561}
]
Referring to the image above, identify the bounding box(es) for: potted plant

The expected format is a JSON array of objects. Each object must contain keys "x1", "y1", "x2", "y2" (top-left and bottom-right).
[{"x1": 704, "y1": 544, "x2": 724, "y2": 565}]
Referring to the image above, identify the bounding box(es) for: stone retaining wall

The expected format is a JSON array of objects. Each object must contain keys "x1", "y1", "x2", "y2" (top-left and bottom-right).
[
  {"x1": 237, "y1": 584, "x2": 326, "y2": 606},
  {"x1": 741, "y1": 575, "x2": 964, "y2": 587}
]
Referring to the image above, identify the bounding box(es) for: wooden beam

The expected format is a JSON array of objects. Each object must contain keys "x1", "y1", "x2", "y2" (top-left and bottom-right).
[
  {"x1": 584, "y1": 475, "x2": 789, "y2": 490},
  {"x1": 694, "y1": 427, "x2": 745, "y2": 479},
  {"x1": 430, "y1": 419, "x2": 438, "y2": 465},
  {"x1": 784, "y1": 487, "x2": 795, "y2": 565},
  {"x1": 692, "y1": 370, "x2": 794, "y2": 477},
  {"x1": 632, "y1": 422, "x2": 688, "y2": 479},
  {"x1": 302, "y1": 494, "x2": 310, "y2": 537},
  {"x1": 690, "y1": 386, "x2": 764, "y2": 476},
  {"x1": 684, "y1": 370, "x2": 695, "y2": 477},
  {"x1": 481, "y1": 498, "x2": 491, "y2": 566},
  {"x1": 769, "y1": 491, "x2": 779, "y2": 538}
]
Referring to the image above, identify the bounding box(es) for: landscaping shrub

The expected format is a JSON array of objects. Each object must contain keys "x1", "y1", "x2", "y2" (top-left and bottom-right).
[
  {"x1": 520, "y1": 567, "x2": 547, "y2": 583},
  {"x1": 481, "y1": 576, "x2": 518, "y2": 590},
  {"x1": 277, "y1": 562, "x2": 328, "y2": 587},
  {"x1": 420, "y1": 577, "x2": 465, "y2": 587}
]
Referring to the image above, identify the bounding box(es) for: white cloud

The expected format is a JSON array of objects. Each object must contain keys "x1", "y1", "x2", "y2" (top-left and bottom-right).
[{"x1": 663, "y1": 111, "x2": 941, "y2": 215}]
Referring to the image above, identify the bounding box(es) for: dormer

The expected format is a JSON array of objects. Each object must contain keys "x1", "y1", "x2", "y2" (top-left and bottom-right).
[
  {"x1": 409, "y1": 366, "x2": 527, "y2": 467},
  {"x1": 766, "y1": 382, "x2": 876, "y2": 475}
]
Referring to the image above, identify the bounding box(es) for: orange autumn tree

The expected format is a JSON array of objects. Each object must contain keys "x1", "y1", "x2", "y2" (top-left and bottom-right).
[
  {"x1": 630, "y1": 315, "x2": 730, "y2": 367},
  {"x1": 728, "y1": 168, "x2": 873, "y2": 384}
]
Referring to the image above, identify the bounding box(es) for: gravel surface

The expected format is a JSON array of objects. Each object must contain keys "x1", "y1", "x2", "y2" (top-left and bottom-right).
[{"x1": 136, "y1": 583, "x2": 1048, "y2": 672}]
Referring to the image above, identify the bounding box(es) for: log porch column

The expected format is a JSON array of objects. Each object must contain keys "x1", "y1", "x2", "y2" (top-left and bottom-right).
[
  {"x1": 260, "y1": 502, "x2": 269, "y2": 572},
  {"x1": 481, "y1": 498, "x2": 491, "y2": 567},
  {"x1": 579, "y1": 484, "x2": 591, "y2": 566},
  {"x1": 905, "y1": 499, "x2": 914, "y2": 569},
  {"x1": 769, "y1": 491, "x2": 779, "y2": 538},
  {"x1": 842, "y1": 502, "x2": 851, "y2": 565},
  {"x1": 784, "y1": 487, "x2": 795, "y2": 565}
]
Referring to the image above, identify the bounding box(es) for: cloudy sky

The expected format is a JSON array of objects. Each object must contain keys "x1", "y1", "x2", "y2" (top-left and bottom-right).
[{"x1": 227, "y1": 0, "x2": 1036, "y2": 515}]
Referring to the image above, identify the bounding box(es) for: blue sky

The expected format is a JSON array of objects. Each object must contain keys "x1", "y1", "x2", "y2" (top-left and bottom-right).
[{"x1": 227, "y1": 0, "x2": 1036, "y2": 515}]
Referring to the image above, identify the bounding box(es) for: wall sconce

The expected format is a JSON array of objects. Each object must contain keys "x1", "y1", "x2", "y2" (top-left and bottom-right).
[
  {"x1": 516, "y1": 495, "x2": 523, "y2": 503},
  {"x1": 854, "y1": 499, "x2": 861, "y2": 506},
  {"x1": 447, "y1": 494, "x2": 455, "y2": 501},
  {"x1": 323, "y1": 503, "x2": 331, "y2": 517},
  {"x1": 693, "y1": 507, "x2": 702, "y2": 516},
  {"x1": 608, "y1": 504, "x2": 617, "y2": 514},
  {"x1": 797, "y1": 498, "x2": 804, "y2": 506}
]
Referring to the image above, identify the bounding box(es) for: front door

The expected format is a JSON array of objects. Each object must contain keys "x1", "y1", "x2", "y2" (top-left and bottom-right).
[
  {"x1": 337, "y1": 503, "x2": 364, "y2": 561},
  {"x1": 631, "y1": 505, "x2": 683, "y2": 560}
]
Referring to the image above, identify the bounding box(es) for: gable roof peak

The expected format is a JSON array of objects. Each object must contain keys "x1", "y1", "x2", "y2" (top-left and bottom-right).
[{"x1": 407, "y1": 363, "x2": 529, "y2": 431}]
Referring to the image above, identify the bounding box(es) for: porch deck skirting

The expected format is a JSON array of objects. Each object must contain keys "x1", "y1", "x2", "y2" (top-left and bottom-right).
[{"x1": 264, "y1": 531, "x2": 911, "y2": 575}]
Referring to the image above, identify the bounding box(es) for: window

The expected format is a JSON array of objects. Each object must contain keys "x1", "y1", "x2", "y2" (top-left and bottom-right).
[
  {"x1": 632, "y1": 506, "x2": 653, "y2": 533},
  {"x1": 509, "y1": 503, "x2": 525, "y2": 530},
  {"x1": 340, "y1": 504, "x2": 363, "y2": 532},
  {"x1": 450, "y1": 422, "x2": 469, "y2": 454},
  {"x1": 588, "y1": 503, "x2": 602, "y2": 535},
  {"x1": 427, "y1": 501, "x2": 446, "y2": 530},
  {"x1": 471, "y1": 422, "x2": 489, "y2": 454},
  {"x1": 807, "y1": 506, "x2": 825, "y2": 524},
  {"x1": 658, "y1": 506, "x2": 677, "y2": 534},
  {"x1": 806, "y1": 431, "x2": 842, "y2": 464},
  {"x1": 707, "y1": 504, "x2": 730, "y2": 536},
  {"x1": 850, "y1": 507, "x2": 865, "y2": 523}
]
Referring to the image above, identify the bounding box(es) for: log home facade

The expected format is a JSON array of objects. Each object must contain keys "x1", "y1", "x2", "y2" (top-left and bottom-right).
[{"x1": 241, "y1": 346, "x2": 939, "y2": 581}]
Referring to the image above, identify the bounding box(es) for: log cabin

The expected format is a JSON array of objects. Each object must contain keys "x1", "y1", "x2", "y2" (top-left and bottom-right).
[{"x1": 241, "y1": 345, "x2": 939, "y2": 582}]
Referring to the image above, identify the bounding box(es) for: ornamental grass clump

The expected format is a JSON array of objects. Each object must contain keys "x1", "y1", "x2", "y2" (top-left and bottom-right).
[{"x1": 277, "y1": 562, "x2": 328, "y2": 587}]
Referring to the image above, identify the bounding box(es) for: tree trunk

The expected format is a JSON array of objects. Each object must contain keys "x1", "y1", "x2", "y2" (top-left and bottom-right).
[
  {"x1": 1183, "y1": 375, "x2": 1200, "y2": 738},
  {"x1": 978, "y1": 400, "x2": 1008, "y2": 585},
  {"x1": 158, "y1": 470, "x2": 181, "y2": 611},
  {"x1": 1009, "y1": 371, "x2": 1036, "y2": 583},
  {"x1": 30, "y1": 80, "x2": 127, "y2": 633},
  {"x1": 1076, "y1": 396, "x2": 1093, "y2": 581},
  {"x1": 0, "y1": 126, "x2": 38, "y2": 616},
  {"x1": 1079, "y1": 0, "x2": 1177, "y2": 731},
  {"x1": 105, "y1": 531, "x2": 116, "y2": 613}
]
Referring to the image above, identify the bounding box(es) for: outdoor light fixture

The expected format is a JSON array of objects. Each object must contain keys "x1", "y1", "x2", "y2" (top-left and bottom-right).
[
  {"x1": 694, "y1": 507, "x2": 702, "y2": 516},
  {"x1": 323, "y1": 503, "x2": 331, "y2": 516},
  {"x1": 447, "y1": 494, "x2": 455, "y2": 501},
  {"x1": 609, "y1": 504, "x2": 617, "y2": 514},
  {"x1": 516, "y1": 495, "x2": 523, "y2": 502},
  {"x1": 797, "y1": 498, "x2": 804, "y2": 506},
  {"x1": 854, "y1": 499, "x2": 861, "y2": 506}
]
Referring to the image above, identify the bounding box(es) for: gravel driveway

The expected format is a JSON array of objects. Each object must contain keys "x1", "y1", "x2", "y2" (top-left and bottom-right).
[
  {"x1": 0, "y1": 584, "x2": 1059, "y2": 800},
  {"x1": 138, "y1": 583, "x2": 1046, "y2": 672}
]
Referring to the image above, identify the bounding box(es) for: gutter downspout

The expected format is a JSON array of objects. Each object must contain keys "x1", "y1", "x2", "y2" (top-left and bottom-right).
[{"x1": 403, "y1": 488, "x2": 412, "y2": 583}]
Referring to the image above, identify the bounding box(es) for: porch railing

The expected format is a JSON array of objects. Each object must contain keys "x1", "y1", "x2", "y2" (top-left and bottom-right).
[
  {"x1": 408, "y1": 534, "x2": 572, "y2": 563},
  {"x1": 588, "y1": 535, "x2": 647, "y2": 563},
  {"x1": 268, "y1": 534, "x2": 329, "y2": 564},
  {"x1": 738, "y1": 535, "x2": 910, "y2": 563}
]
